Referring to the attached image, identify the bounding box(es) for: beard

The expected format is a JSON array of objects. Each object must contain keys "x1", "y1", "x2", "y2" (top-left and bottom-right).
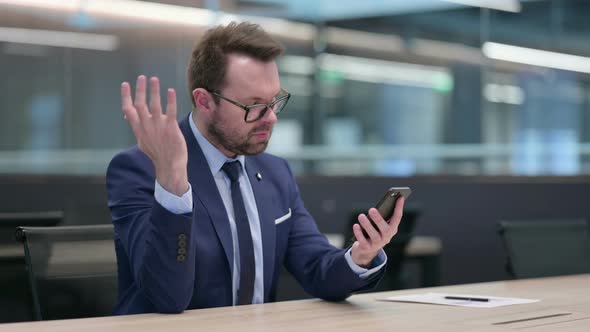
[{"x1": 207, "y1": 113, "x2": 273, "y2": 156}]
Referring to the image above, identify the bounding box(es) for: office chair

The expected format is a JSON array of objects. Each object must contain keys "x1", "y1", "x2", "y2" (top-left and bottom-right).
[
  {"x1": 15, "y1": 224, "x2": 118, "y2": 320},
  {"x1": 498, "y1": 219, "x2": 590, "y2": 279},
  {"x1": 0, "y1": 211, "x2": 62, "y2": 323},
  {"x1": 343, "y1": 206, "x2": 420, "y2": 291},
  {"x1": 0, "y1": 212, "x2": 63, "y2": 266}
]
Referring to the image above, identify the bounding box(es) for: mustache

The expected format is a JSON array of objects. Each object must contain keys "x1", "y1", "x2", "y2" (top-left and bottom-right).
[{"x1": 250, "y1": 124, "x2": 273, "y2": 133}]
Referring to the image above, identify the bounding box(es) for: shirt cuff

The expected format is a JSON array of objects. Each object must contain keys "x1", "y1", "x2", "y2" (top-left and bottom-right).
[
  {"x1": 154, "y1": 180, "x2": 192, "y2": 214},
  {"x1": 344, "y1": 249, "x2": 387, "y2": 279}
]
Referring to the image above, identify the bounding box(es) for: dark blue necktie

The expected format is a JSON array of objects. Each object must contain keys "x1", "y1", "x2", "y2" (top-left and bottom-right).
[{"x1": 222, "y1": 161, "x2": 255, "y2": 305}]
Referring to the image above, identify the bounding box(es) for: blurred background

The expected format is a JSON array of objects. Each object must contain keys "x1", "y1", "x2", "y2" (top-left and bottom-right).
[
  {"x1": 2, "y1": 0, "x2": 590, "y2": 176},
  {"x1": 1, "y1": 0, "x2": 590, "y2": 323}
]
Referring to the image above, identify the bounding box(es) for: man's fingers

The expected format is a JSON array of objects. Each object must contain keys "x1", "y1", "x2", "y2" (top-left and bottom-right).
[
  {"x1": 368, "y1": 208, "x2": 390, "y2": 237},
  {"x1": 121, "y1": 82, "x2": 140, "y2": 128},
  {"x1": 390, "y1": 197, "x2": 405, "y2": 228},
  {"x1": 121, "y1": 82, "x2": 133, "y2": 110},
  {"x1": 149, "y1": 77, "x2": 162, "y2": 117},
  {"x1": 134, "y1": 75, "x2": 149, "y2": 120},
  {"x1": 166, "y1": 88, "x2": 177, "y2": 120},
  {"x1": 358, "y1": 213, "x2": 381, "y2": 243},
  {"x1": 121, "y1": 76, "x2": 179, "y2": 147},
  {"x1": 380, "y1": 197, "x2": 405, "y2": 240},
  {"x1": 352, "y1": 224, "x2": 369, "y2": 248}
]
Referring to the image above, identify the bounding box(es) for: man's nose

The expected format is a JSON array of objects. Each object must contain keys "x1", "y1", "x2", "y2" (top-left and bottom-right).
[{"x1": 262, "y1": 107, "x2": 278, "y2": 125}]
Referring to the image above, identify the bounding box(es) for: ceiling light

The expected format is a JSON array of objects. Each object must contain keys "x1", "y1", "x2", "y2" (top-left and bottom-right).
[
  {"x1": 443, "y1": 0, "x2": 521, "y2": 13},
  {"x1": 483, "y1": 42, "x2": 590, "y2": 74},
  {"x1": 0, "y1": 27, "x2": 118, "y2": 51}
]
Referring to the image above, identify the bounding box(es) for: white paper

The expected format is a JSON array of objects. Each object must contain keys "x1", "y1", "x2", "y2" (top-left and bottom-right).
[{"x1": 379, "y1": 292, "x2": 540, "y2": 308}]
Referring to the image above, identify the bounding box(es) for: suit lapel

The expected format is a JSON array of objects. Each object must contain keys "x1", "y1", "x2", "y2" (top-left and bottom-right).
[
  {"x1": 179, "y1": 116, "x2": 234, "y2": 277},
  {"x1": 245, "y1": 157, "x2": 276, "y2": 301}
]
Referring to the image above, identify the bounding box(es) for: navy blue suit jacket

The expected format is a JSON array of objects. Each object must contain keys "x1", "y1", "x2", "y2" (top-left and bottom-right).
[{"x1": 106, "y1": 115, "x2": 383, "y2": 315}]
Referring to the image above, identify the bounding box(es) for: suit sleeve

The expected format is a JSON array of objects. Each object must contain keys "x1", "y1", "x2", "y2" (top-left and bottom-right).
[
  {"x1": 107, "y1": 150, "x2": 195, "y2": 313},
  {"x1": 281, "y1": 160, "x2": 384, "y2": 301}
]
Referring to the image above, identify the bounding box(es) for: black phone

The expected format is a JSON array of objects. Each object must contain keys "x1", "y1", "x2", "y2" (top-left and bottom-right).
[{"x1": 359, "y1": 187, "x2": 412, "y2": 240}]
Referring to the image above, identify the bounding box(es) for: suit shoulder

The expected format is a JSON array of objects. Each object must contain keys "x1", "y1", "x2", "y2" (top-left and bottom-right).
[
  {"x1": 107, "y1": 146, "x2": 154, "y2": 179},
  {"x1": 254, "y1": 152, "x2": 288, "y2": 167},
  {"x1": 109, "y1": 146, "x2": 149, "y2": 168},
  {"x1": 249, "y1": 152, "x2": 295, "y2": 184}
]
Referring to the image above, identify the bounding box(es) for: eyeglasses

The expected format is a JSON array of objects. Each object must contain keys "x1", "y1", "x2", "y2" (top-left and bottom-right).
[{"x1": 210, "y1": 88, "x2": 291, "y2": 123}]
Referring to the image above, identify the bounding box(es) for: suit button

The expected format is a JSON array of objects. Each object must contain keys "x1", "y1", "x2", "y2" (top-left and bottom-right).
[
  {"x1": 178, "y1": 239, "x2": 186, "y2": 248},
  {"x1": 178, "y1": 247, "x2": 186, "y2": 255},
  {"x1": 177, "y1": 254, "x2": 185, "y2": 262},
  {"x1": 178, "y1": 234, "x2": 187, "y2": 241}
]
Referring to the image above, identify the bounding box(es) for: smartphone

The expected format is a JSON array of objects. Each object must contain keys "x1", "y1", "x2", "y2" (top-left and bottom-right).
[{"x1": 359, "y1": 187, "x2": 412, "y2": 239}]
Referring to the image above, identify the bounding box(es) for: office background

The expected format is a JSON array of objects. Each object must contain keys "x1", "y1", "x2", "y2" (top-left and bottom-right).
[{"x1": 1, "y1": 0, "x2": 589, "y2": 323}]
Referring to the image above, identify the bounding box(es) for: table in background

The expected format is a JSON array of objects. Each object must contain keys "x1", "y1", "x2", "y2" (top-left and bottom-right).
[{"x1": 326, "y1": 233, "x2": 442, "y2": 287}]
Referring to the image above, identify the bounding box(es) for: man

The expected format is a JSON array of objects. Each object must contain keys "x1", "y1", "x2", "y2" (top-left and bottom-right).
[{"x1": 107, "y1": 22, "x2": 404, "y2": 315}]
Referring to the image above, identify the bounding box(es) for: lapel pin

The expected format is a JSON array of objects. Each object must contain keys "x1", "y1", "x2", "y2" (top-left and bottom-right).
[{"x1": 256, "y1": 172, "x2": 262, "y2": 181}]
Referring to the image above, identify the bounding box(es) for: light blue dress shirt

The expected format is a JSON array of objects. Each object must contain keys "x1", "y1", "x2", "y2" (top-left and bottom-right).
[{"x1": 154, "y1": 113, "x2": 386, "y2": 305}]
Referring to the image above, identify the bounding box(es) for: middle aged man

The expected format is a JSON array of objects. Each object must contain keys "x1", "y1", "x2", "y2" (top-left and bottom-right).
[{"x1": 107, "y1": 21, "x2": 405, "y2": 315}]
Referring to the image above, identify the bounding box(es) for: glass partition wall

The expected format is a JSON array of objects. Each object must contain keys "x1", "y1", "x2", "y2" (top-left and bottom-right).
[{"x1": 0, "y1": 0, "x2": 589, "y2": 176}]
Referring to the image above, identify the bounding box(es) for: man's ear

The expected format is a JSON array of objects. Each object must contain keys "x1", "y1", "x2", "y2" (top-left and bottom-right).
[{"x1": 192, "y1": 88, "x2": 215, "y2": 115}]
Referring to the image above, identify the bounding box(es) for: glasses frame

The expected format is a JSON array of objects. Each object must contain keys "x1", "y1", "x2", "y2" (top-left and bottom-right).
[{"x1": 210, "y1": 88, "x2": 291, "y2": 123}]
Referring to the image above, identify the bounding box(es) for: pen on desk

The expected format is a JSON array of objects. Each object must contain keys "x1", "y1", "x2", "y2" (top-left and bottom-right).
[{"x1": 444, "y1": 296, "x2": 489, "y2": 302}]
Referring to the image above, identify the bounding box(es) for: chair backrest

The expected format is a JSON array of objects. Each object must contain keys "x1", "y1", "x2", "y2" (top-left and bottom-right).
[
  {"x1": 498, "y1": 219, "x2": 590, "y2": 279},
  {"x1": 343, "y1": 206, "x2": 420, "y2": 291},
  {"x1": 0, "y1": 211, "x2": 63, "y2": 323},
  {"x1": 0, "y1": 211, "x2": 63, "y2": 264},
  {"x1": 0, "y1": 211, "x2": 63, "y2": 247},
  {"x1": 15, "y1": 224, "x2": 117, "y2": 321}
]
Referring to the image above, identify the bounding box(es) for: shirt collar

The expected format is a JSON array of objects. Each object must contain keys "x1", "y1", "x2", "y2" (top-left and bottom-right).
[{"x1": 189, "y1": 112, "x2": 245, "y2": 175}]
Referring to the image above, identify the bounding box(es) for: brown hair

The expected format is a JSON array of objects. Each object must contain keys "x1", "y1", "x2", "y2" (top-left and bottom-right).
[{"x1": 187, "y1": 21, "x2": 285, "y2": 107}]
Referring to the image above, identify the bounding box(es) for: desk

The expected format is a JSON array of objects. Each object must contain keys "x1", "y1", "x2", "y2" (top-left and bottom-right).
[{"x1": 2, "y1": 274, "x2": 588, "y2": 332}]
